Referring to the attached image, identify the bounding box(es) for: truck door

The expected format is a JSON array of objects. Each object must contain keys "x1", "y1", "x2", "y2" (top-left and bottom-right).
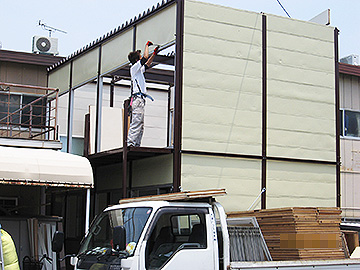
[{"x1": 141, "y1": 207, "x2": 217, "y2": 270}]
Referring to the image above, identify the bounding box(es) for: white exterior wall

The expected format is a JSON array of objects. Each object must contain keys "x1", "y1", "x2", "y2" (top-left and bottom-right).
[
  {"x1": 58, "y1": 83, "x2": 169, "y2": 149},
  {"x1": 181, "y1": 0, "x2": 336, "y2": 211},
  {"x1": 340, "y1": 73, "x2": 360, "y2": 217}
]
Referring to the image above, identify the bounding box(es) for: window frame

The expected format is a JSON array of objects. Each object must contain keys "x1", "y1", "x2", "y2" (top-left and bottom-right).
[
  {"x1": 340, "y1": 108, "x2": 360, "y2": 139},
  {"x1": 0, "y1": 92, "x2": 47, "y2": 130}
]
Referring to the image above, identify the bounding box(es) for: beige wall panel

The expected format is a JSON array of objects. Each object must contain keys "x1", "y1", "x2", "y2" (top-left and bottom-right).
[
  {"x1": 266, "y1": 13, "x2": 334, "y2": 42},
  {"x1": 267, "y1": 161, "x2": 336, "y2": 208},
  {"x1": 72, "y1": 48, "x2": 99, "y2": 88},
  {"x1": 101, "y1": 29, "x2": 133, "y2": 75},
  {"x1": 183, "y1": 72, "x2": 261, "y2": 102},
  {"x1": 183, "y1": 0, "x2": 262, "y2": 155},
  {"x1": 183, "y1": 52, "x2": 261, "y2": 79},
  {"x1": 184, "y1": 20, "x2": 261, "y2": 59},
  {"x1": 267, "y1": 32, "x2": 333, "y2": 59},
  {"x1": 48, "y1": 64, "x2": 70, "y2": 94},
  {"x1": 268, "y1": 63, "x2": 334, "y2": 89},
  {"x1": 268, "y1": 47, "x2": 333, "y2": 74},
  {"x1": 136, "y1": 4, "x2": 176, "y2": 49},
  {"x1": 185, "y1": 0, "x2": 261, "y2": 30},
  {"x1": 181, "y1": 154, "x2": 262, "y2": 212},
  {"x1": 132, "y1": 155, "x2": 173, "y2": 187},
  {"x1": 267, "y1": 80, "x2": 335, "y2": 105},
  {"x1": 267, "y1": 14, "x2": 335, "y2": 161}
]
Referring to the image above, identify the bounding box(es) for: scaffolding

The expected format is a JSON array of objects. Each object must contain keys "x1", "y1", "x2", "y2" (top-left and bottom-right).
[{"x1": 0, "y1": 82, "x2": 58, "y2": 141}]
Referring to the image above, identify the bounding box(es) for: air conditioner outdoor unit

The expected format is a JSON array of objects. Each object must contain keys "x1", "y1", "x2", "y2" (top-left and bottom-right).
[
  {"x1": 340, "y1": 54, "x2": 360, "y2": 66},
  {"x1": 32, "y1": 36, "x2": 59, "y2": 55}
]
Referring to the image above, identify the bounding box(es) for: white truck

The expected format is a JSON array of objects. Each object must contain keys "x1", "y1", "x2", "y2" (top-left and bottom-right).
[{"x1": 52, "y1": 190, "x2": 360, "y2": 270}]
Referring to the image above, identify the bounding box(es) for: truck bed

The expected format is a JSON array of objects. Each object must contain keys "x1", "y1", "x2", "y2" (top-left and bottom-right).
[{"x1": 230, "y1": 259, "x2": 360, "y2": 269}]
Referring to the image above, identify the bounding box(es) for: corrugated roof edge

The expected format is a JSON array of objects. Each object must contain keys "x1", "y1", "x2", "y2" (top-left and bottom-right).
[
  {"x1": 339, "y1": 62, "x2": 360, "y2": 77},
  {"x1": 47, "y1": 0, "x2": 176, "y2": 73}
]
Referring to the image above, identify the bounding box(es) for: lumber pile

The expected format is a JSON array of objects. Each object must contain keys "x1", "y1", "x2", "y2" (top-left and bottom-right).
[{"x1": 227, "y1": 207, "x2": 345, "y2": 261}]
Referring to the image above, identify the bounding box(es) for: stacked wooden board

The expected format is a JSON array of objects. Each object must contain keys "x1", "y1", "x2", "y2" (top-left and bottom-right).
[{"x1": 227, "y1": 207, "x2": 345, "y2": 261}]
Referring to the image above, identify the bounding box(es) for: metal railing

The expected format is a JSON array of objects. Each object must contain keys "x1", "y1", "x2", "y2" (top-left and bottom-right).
[{"x1": 0, "y1": 82, "x2": 59, "y2": 141}]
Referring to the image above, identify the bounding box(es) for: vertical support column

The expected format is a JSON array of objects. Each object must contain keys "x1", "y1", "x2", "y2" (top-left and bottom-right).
[
  {"x1": 123, "y1": 99, "x2": 130, "y2": 198},
  {"x1": 167, "y1": 85, "x2": 172, "y2": 147},
  {"x1": 66, "y1": 61, "x2": 74, "y2": 153},
  {"x1": 110, "y1": 79, "x2": 114, "y2": 108},
  {"x1": 173, "y1": 0, "x2": 184, "y2": 192},
  {"x1": 261, "y1": 14, "x2": 267, "y2": 209},
  {"x1": 95, "y1": 45, "x2": 103, "y2": 153},
  {"x1": 85, "y1": 188, "x2": 91, "y2": 233},
  {"x1": 133, "y1": 25, "x2": 137, "y2": 51},
  {"x1": 334, "y1": 28, "x2": 341, "y2": 208}
]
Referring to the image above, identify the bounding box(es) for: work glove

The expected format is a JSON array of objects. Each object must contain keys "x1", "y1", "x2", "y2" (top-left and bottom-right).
[
  {"x1": 146, "y1": 41, "x2": 153, "y2": 46},
  {"x1": 153, "y1": 46, "x2": 160, "y2": 55}
]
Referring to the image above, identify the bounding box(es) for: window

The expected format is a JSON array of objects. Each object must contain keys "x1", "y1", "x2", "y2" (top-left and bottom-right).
[
  {"x1": 145, "y1": 209, "x2": 207, "y2": 269},
  {"x1": 0, "y1": 93, "x2": 46, "y2": 128},
  {"x1": 341, "y1": 109, "x2": 360, "y2": 138}
]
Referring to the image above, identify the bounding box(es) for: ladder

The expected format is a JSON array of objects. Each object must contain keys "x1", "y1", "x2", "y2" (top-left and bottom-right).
[{"x1": 0, "y1": 227, "x2": 5, "y2": 270}]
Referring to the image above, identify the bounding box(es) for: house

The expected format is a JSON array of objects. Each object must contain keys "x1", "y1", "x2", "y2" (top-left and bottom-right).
[
  {"x1": 47, "y1": 0, "x2": 338, "y2": 218},
  {"x1": 0, "y1": 49, "x2": 93, "y2": 267},
  {"x1": 339, "y1": 60, "x2": 360, "y2": 220}
]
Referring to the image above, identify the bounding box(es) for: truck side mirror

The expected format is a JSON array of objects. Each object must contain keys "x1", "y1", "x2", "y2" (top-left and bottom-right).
[
  {"x1": 52, "y1": 231, "x2": 64, "y2": 253},
  {"x1": 113, "y1": 226, "x2": 126, "y2": 251}
]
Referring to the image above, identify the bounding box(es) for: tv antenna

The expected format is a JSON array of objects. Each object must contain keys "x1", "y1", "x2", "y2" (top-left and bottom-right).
[{"x1": 38, "y1": 20, "x2": 67, "y2": 37}]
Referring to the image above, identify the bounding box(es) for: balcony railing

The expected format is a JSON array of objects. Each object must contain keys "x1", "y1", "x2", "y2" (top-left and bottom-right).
[{"x1": 0, "y1": 82, "x2": 59, "y2": 141}]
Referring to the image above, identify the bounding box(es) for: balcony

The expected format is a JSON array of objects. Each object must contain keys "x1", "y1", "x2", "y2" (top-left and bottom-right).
[{"x1": 0, "y1": 82, "x2": 60, "y2": 149}]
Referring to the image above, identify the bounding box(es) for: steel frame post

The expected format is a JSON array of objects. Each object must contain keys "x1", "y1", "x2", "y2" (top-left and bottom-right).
[
  {"x1": 173, "y1": 0, "x2": 184, "y2": 192},
  {"x1": 66, "y1": 61, "x2": 74, "y2": 153},
  {"x1": 123, "y1": 99, "x2": 130, "y2": 198},
  {"x1": 95, "y1": 46, "x2": 103, "y2": 153},
  {"x1": 334, "y1": 28, "x2": 341, "y2": 208},
  {"x1": 261, "y1": 14, "x2": 267, "y2": 209}
]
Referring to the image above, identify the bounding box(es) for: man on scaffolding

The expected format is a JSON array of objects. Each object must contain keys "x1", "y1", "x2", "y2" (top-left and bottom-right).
[{"x1": 127, "y1": 41, "x2": 159, "y2": 147}]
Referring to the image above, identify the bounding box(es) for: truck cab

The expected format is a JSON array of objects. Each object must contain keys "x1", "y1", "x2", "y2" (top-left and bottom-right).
[{"x1": 74, "y1": 200, "x2": 226, "y2": 270}]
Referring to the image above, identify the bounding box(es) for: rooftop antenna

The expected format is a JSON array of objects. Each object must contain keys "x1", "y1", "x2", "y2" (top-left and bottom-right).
[{"x1": 38, "y1": 20, "x2": 67, "y2": 37}]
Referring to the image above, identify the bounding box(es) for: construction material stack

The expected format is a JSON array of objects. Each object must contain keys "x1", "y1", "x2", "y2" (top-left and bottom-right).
[{"x1": 227, "y1": 207, "x2": 345, "y2": 261}]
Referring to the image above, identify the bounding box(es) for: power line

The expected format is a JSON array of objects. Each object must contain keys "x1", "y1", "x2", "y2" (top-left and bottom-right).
[{"x1": 276, "y1": 0, "x2": 291, "y2": 18}]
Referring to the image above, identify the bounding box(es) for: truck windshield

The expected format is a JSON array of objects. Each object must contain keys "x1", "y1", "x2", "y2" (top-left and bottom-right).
[{"x1": 79, "y1": 207, "x2": 152, "y2": 256}]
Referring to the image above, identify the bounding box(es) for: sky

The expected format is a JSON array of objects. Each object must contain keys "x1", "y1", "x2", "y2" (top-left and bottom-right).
[{"x1": 1, "y1": 0, "x2": 359, "y2": 59}]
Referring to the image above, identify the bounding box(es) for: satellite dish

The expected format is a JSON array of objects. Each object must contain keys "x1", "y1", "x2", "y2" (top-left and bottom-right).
[{"x1": 36, "y1": 37, "x2": 51, "y2": 52}]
